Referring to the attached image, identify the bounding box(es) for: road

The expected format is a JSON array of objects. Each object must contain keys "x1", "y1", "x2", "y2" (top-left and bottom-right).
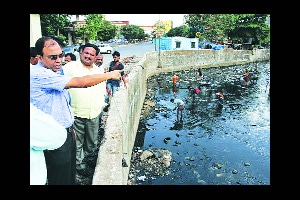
[{"x1": 101, "y1": 41, "x2": 156, "y2": 66}]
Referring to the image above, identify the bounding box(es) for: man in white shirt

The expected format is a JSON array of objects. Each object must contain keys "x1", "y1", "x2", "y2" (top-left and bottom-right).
[
  {"x1": 30, "y1": 103, "x2": 67, "y2": 185},
  {"x1": 170, "y1": 98, "x2": 185, "y2": 121}
]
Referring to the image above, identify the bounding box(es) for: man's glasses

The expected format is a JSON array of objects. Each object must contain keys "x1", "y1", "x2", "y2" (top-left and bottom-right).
[
  {"x1": 113, "y1": 56, "x2": 118, "y2": 58},
  {"x1": 46, "y1": 52, "x2": 64, "y2": 60},
  {"x1": 96, "y1": 59, "x2": 103, "y2": 61}
]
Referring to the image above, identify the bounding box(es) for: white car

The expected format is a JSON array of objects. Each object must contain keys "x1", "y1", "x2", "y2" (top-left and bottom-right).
[{"x1": 98, "y1": 44, "x2": 113, "y2": 54}]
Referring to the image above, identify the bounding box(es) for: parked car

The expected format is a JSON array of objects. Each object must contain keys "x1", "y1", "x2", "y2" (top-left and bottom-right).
[
  {"x1": 98, "y1": 44, "x2": 113, "y2": 54},
  {"x1": 63, "y1": 45, "x2": 77, "y2": 54}
]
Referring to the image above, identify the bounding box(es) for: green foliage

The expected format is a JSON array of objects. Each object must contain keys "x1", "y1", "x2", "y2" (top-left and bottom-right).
[
  {"x1": 96, "y1": 20, "x2": 118, "y2": 42},
  {"x1": 82, "y1": 14, "x2": 105, "y2": 41},
  {"x1": 40, "y1": 14, "x2": 71, "y2": 42},
  {"x1": 166, "y1": 25, "x2": 190, "y2": 37},
  {"x1": 40, "y1": 14, "x2": 118, "y2": 44},
  {"x1": 227, "y1": 14, "x2": 270, "y2": 45},
  {"x1": 39, "y1": 14, "x2": 270, "y2": 47},
  {"x1": 183, "y1": 14, "x2": 270, "y2": 45},
  {"x1": 120, "y1": 25, "x2": 146, "y2": 40}
]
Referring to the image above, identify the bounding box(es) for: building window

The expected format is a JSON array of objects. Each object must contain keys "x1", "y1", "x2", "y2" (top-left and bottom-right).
[
  {"x1": 176, "y1": 41, "x2": 181, "y2": 48},
  {"x1": 191, "y1": 42, "x2": 196, "y2": 48}
]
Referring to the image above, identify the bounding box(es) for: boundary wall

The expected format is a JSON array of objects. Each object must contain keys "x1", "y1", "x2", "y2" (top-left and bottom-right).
[{"x1": 92, "y1": 48, "x2": 270, "y2": 185}]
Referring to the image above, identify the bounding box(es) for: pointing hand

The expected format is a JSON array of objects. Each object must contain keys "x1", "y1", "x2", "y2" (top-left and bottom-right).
[{"x1": 109, "y1": 69, "x2": 124, "y2": 80}]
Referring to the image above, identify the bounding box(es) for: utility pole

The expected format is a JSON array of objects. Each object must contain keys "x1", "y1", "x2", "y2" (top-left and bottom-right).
[
  {"x1": 57, "y1": 14, "x2": 60, "y2": 36},
  {"x1": 158, "y1": 14, "x2": 162, "y2": 68}
]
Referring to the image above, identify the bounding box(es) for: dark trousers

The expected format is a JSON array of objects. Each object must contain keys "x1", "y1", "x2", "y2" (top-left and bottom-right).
[{"x1": 44, "y1": 128, "x2": 76, "y2": 185}]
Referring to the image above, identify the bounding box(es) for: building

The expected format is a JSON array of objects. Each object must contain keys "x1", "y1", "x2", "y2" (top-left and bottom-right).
[
  {"x1": 30, "y1": 14, "x2": 42, "y2": 47},
  {"x1": 109, "y1": 19, "x2": 173, "y2": 36},
  {"x1": 139, "y1": 26, "x2": 154, "y2": 35},
  {"x1": 153, "y1": 37, "x2": 199, "y2": 50},
  {"x1": 153, "y1": 20, "x2": 173, "y2": 34},
  {"x1": 109, "y1": 21, "x2": 129, "y2": 29}
]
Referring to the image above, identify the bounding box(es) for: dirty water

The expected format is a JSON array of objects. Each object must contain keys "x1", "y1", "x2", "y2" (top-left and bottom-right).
[{"x1": 128, "y1": 61, "x2": 270, "y2": 185}]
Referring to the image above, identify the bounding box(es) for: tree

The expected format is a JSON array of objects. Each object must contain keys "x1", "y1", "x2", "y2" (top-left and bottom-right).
[
  {"x1": 120, "y1": 24, "x2": 146, "y2": 41},
  {"x1": 184, "y1": 14, "x2": 207, "y2": 41},
  {"x1": 96, "y1": 20, "x2": 118, "y2": 42},
  {"x1": 227, "y1": 14, "x2": 270, "y2": 46},
  {"x1": 78, "y1": 14, "x2": 105, "y2": 42},
  {"x1": 184, "y1": 14, "x2": 270, "y2": 46},
  {"x1": 72, "y1": 14, "x2": 118, "y2": 43},
  {"x1": 40, "y1": 14, "x2": 120, "y2": 44},
  {"x1": 185, "y1": 14, "x2": 236, "y2": 42},
  {"x1": 166, "y1": 25, "x2": 190, "y2": 37},
  {"x1": 40, "y1": 14, "x2": 71, "y2": 42}
]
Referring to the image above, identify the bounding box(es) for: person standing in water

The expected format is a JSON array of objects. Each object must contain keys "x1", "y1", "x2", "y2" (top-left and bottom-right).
[
  {"x1": 172, "y1": 74, "x2": 179, "y2": 86},
  {"x1": 198, "y1": 67, "x2": 203, "y2": 80},
  {"x1": 170, "y1": 98, "x2": 185, "y2": 121},
  {"x1": 188, "y1": 86, "x2": 201, "y2": 102},
  {"x1": 243, "y1": 69, "x2": 249, "y2": 85},
  {"x1": 216, "y1": 92, "x2": 224, "y2": 106}
]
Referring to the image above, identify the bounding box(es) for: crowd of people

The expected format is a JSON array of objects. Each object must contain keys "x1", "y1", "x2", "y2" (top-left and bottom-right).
[
  {"x1": 30, "y1": 36, "x2": 126, "y2": 185},
  {"x1": 171, "y1": 70, "x2": 224, "y2": 115}
]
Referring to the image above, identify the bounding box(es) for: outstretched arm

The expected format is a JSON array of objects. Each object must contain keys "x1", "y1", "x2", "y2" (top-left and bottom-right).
[{"x1": 65, "y1": 69, "x2": 124, "y2": 88}]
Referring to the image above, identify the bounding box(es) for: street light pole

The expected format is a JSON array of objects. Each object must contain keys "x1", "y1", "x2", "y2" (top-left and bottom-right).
[
  {"x1": 158, "y1": 14, "x2": 162, "y2": 68},
  {"x1": 158, "y1": 35, "x2": 161, "y2": 68}
]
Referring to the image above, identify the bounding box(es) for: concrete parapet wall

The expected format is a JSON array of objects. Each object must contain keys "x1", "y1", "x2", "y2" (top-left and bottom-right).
[{"x1": 92, "y1": 49, "x2": 270, "y2": 185}]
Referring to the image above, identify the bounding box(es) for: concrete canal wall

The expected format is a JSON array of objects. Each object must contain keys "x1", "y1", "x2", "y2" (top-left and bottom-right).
[{"x1": 92, "y1": 48, "x2": 270, "y2": 185}]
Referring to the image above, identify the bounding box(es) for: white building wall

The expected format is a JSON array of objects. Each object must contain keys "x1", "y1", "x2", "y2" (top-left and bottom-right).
[
  {"x1": 30, "y1": 14, "x2": 42, "y2": 47},
  {"x1": 171, "y1": 37, "x2": 198, "y2": 50}
]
